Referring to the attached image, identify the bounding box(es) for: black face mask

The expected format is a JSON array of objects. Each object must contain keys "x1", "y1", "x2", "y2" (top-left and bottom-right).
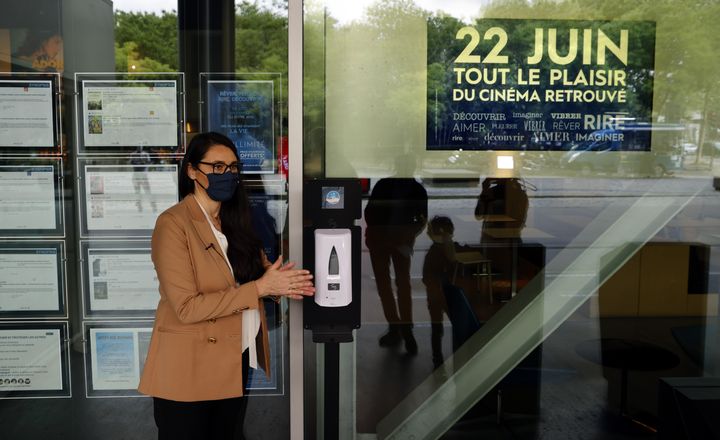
[{"x1": 196, "y1": 169, "x2": 239, "y2": 202}]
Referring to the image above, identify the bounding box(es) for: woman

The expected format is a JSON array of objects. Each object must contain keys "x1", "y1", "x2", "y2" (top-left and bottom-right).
[{"x1": 138, "y1": 132, "x2": 314, "y2": 439}]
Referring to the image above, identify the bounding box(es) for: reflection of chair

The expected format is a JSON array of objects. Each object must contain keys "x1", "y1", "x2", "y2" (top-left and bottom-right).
[
  {"x1": 441, "y1": 281, "x2": 544, "y2": 422},
  {"x1": 452, "y1": 251, "x2": 493, "y2": 303}
]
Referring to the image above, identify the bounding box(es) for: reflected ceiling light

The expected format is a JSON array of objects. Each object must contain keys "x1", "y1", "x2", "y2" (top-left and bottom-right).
[{"x1": 497, "y1": 155, "x2": 514, "y2": 170}]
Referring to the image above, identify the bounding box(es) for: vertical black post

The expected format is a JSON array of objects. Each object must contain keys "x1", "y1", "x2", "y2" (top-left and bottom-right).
[
  {"x1": 324, "y1": 341, "x2": 340, "y2": 440},
  {"x1": 620, "y1": 367, "x2": 629, "y2": 416},
  {"x1": 178, "y1": 0, "x2": 235, "y2": 132}
]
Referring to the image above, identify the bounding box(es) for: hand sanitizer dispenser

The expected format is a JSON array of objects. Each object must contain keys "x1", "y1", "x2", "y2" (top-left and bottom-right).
[{"x1": 315, "y1": 228, "x2": 352, "y2": 307}]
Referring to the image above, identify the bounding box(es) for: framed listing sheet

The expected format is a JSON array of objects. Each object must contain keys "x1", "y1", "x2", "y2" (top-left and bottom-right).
[
  {"x1": 0, "y1": 322, "x2": 71, "y2": 399},
  {"x1": 76, "y1": 73, "x2": 184, "y2": 154},
  {"x1": 83, "y1": 321, "x2": 153, "y2": 397},
  {"x1": 0, "y1": 159, "x2": 64, "y2": 237},
  {"x1": 0, "y1": 241, "x2": 66, "y2": 318},
  {"x1": 0, "y1": 73, "x2": 61, "y2": 154},
  {"x1": 78, "y1": 159, "x2": 178, "y2": 237},
  {"x1": 80, "y1": 240, "x2": 158, "y2": 318}
]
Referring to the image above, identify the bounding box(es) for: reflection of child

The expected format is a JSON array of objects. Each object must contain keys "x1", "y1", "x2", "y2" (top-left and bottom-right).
[{"x1": 422, "y1": 216, "x2": 459, "y2": 368}]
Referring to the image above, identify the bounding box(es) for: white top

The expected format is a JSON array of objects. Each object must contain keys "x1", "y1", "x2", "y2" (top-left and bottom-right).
[{"x1": 195, "y1": 196, "x2": 260, "y2": 369}]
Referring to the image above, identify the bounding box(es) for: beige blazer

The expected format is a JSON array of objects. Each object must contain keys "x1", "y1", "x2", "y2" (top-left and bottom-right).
[{"x1": 138, "y1": 195, "x2": 271, "y2": 402}]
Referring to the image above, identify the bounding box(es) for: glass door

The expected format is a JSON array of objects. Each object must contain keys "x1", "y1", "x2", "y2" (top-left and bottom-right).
[{"x1": 300, "y1": 1, "x2": 720, "y2": 438}]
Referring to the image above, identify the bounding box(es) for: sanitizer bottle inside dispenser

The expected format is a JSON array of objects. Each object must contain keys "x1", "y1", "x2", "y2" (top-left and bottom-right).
[{"x1": 315, "y1": 228, "x2": 352, "y2": 307}]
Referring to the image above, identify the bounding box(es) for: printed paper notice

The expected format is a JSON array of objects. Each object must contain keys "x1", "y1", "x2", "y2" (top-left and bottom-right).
[
  {"x1": 90, "y1": 328, "x2": 151, "y2": 390},
  {"x1": 88, "y1": 249, "x2": 158, "y2": 311},
  {"x1": 82, "y1": 80, "x2": 178, "y2": 148},
  {"x1": 0, "y1": 80, "x2": 55, "y2": 147},
  {"x1": 84, "y1": 164, "x2": 177, "y2": 232},
  {"x1": 0, "y1": 248, "x2": 60, "y2": 312},
  {"x1": 0, "y1": 329, "x2": 63, "y2": 391},
  {"x1": 0, "y1": 166, "x2": 57, "y2": 230}
]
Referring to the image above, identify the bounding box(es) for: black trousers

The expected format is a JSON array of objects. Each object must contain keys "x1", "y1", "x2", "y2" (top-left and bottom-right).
[{"x1": 153, "y1": 350, "x2": 250, "y2": 440}]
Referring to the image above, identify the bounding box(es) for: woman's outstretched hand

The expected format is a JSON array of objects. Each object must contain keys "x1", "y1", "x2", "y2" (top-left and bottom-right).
[{"x1": 256, "y1": 255, "x2": 315, "y2": 300}]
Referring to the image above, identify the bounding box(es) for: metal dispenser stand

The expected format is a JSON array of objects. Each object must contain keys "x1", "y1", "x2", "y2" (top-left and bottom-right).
[{"x1": 303, "y1": 179, "x2": 362, "y2": 439}]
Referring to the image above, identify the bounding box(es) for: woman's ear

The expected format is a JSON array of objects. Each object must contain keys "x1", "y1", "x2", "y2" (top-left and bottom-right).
[{"x1": 186, "y1": 163, "x2": 196, "y2": 181}]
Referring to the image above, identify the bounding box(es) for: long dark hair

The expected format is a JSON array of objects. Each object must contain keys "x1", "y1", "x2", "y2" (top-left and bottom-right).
[{"x1": 179, "y1": 132, "x2": 265, "y2": 283}]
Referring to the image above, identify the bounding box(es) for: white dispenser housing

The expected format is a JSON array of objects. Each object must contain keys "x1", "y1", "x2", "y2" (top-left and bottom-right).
[{"x1": 315, "y1": 228, "x2": 352, "y2": 307}]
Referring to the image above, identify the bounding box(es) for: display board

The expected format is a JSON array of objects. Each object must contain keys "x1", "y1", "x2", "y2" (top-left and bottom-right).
[
  {"x1": 83, "y1": 321, "x2": 153, "y2": 398},
  {"x1": 0, "y1": 159, "x2": 64, "y2": 237},
  {"x1": 79, "y1": 240, "x2": 157, "y2": 318},
  {"x1": 0, "y1": 322, "x2": 71, "y2": 399},
  {"x1": 75, "y1": 73, "x2": 185, "y2": 154},
  {"x1": 427, "y1": 19, "x2": 656, "y2": 152},
  {"x1": 0, "y1": 73, "x2": 61, "y2": 154},
  {"x1": 200, "y1": 73, "x2": 282, "y2": 175},
  {"x1": 70, "y1": 74, "x2": 185, "y2": 401},
  {"x1": 77, "y1": 159, "x2": 179, "y2": 237},
  {"x1": 0, "y1": 241, "x2": 66, "y2": 318}
]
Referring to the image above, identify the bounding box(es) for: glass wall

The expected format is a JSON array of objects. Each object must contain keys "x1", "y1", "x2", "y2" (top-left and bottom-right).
[
  {"x1": 0, "y1": 1, "x2": 292, "y2": 438},
  {"x1": 303, "y1": 0, "x2": 719, "y2": 438}
]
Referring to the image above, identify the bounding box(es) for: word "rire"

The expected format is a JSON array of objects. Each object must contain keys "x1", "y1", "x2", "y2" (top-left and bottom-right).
[{"x1": 455, "y1": 26, "x2": 628, "y2": 66}]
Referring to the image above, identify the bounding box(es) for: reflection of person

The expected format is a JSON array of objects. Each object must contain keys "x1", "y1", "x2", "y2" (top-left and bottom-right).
[
  {"x1": 138, "y1": 132, "x2": 315, "y2": 440},
  {"x1": 475, "y1": 178, "x2": 528, "y2": 236},
  {"x1": 475, "y1": 178, "x2": 528, "y2": 297},
  {"x1": 130, "y1": 146, "x2": 155, "y2": 212},
  {"x1": 248, "y1": 186, "x2": 280, "y2": 263},
  {"x1": 422, "y1": 216, "x2": 458, "y2": 368},
  {"x1": 364, "y1": 155, "x2": 428, "y2": 354}
]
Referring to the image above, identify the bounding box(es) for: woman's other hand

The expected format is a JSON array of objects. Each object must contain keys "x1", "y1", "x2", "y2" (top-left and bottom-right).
[{"x1": 255, "y1": 255, "x2": 315, "y2": 300}]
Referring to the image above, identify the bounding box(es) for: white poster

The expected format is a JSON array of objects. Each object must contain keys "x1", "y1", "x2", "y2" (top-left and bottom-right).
[
  {"x1": 0, "y1": 249, "x2": 60, "y2": 312},
  {"x1": 0, "y1": 80, "x2": 55, "y2": 147},
  {"x1": 81, "y1": 80, "x2": 178, "y2": 148},
  {"x1": 84, "y1": 164, "x2": 177, "y2": 232},
  {"x1": 0, "y1": 166, "x2": 57, "y2": 230},
  {"x1": 89, "y1": 327, "x2": 152, "y2": 390},
  {"x1": 0, "y1": 329, "x2": 63, "y2": 391},
  {"x1": 88, "y1": 249, "x2": 158, "y2": 311}
]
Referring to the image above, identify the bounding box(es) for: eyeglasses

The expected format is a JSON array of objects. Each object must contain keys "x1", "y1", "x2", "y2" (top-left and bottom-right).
[{"x1": 197, "y1": 161, "x2": 242, "y2": 175}]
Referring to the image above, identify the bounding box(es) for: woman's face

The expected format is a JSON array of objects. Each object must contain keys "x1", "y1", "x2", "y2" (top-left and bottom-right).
[{"x1": 187, "y1": 144, "x2": 239, "y2": 196}]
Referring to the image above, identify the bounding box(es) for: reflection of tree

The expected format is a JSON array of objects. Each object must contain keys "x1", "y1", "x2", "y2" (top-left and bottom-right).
[
  {"x1": 115, "y1": 11, "x2": 178, "y2": 70},
  {"x1": 235, "y1": 1, "x2": 289, "y2": 119},
  {"x1": 115, "y1": 41, "x2": 173, "y2": 72}
]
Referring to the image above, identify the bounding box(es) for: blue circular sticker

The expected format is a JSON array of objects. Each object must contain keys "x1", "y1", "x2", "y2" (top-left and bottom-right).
[{"x1": 325, "y1": 190, "x2": 341, "y2": 205}]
